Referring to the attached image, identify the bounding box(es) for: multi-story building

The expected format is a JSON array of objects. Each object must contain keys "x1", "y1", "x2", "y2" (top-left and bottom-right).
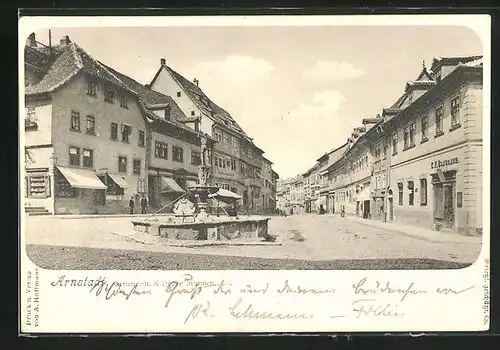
[
  {"x1": 24, "y1": 35, "x2": 148, "y2": 215},
  {"x1": 384, "y1": 56, "x2": 483, "y2": 234},
  {"x1": 147, "y1": 58, "x2": 267, "y2": 214},
  {"x1": 104, "y1": 65, "x2": 215, "y2": 212},
  {"x1": 259, "y1": 157, "x2": 277, "y2": 214},
  {"x1": 320, "y1": 143, "x2": 349, "y2": 214}
]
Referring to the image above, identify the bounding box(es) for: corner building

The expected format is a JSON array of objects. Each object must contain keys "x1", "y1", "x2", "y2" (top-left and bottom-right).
[{"x1": 385, "y1": 57, "x2": 483, "y2": 234}]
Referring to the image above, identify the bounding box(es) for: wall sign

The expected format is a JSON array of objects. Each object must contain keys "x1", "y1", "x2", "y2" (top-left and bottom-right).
[{"x1": 430, "y1": 157, "x2": 459, "y2": 169}]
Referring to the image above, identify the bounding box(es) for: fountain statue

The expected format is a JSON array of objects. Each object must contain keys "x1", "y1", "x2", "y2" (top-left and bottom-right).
[{"x1": 130, "y1": 132, "x2": 271, "y2": 242}]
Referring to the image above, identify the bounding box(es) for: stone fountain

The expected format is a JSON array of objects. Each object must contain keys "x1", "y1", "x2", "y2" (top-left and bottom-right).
[{"x1": 131, "y1": 134, "x2": 272, "y2": 242}]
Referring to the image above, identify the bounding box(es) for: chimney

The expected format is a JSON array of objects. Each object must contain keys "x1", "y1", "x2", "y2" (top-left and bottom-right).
[
  {"x1": 193, "y1": 78, "x2": 199, "y2": 87},
  {"x1": 26, "y1": 33, "x2": 36, "y2": 47},
  {"x1": 160, "y1": 58, "x2": 166, "y2": 65},
  {"x1": 60, "y1": 35, "x2": 71, "y2": 46}
]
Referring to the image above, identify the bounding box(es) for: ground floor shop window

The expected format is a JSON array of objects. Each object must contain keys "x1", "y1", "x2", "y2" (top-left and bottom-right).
[{"x1": 408, "y1": 181, "x2": 414, "y2": 206}]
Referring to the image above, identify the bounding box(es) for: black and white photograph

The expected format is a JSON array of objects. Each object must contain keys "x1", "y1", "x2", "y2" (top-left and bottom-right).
[{"x1": 19, "y1": 15, "x2": 490, "y2": 333}]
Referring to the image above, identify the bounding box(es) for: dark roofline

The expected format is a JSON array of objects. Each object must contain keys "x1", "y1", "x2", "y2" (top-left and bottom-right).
[
  {"x1": 388, "y1": 65, "x2": 482, "y2": 130},
  {"x1": 430, "y1": 55, "x2": 483, "y2": 73}
]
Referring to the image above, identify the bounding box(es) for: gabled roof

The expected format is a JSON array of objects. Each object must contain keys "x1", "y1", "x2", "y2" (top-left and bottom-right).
[
  {"x1": 430, "y1": 55, "x2": 483, "y2": 73},
  {"x1": 25, "y1": 42, "x2": 134, "y2": 96},
  {"x1": 101, "y1": 63, "x2": 190, "y2": 129},
  {"x1": 404, "y1": 80, "x2": 436, "y2": 92},
  {"x1": 151, "y1": 63, "x2": 248, "y2": 137}
]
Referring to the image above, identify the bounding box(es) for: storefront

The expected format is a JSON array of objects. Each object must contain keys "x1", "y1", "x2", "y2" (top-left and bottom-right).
[
  {"x1": 356, "y1": 184, "x2": 371, "y2": 218},
  {"x1": 389, "y1": 145, "x2": 480, "y2": 234}
]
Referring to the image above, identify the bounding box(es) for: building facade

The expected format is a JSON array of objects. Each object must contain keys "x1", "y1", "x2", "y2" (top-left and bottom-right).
[
  {"x1": 24, "y1": 36, "x2": 148, "y2": 215},
  {"x1": 385, "y1": 57, "x2": 483, "y2": 234},
  {"x1": 147, "y1": 59, "x2": 271, "y2": 214}
]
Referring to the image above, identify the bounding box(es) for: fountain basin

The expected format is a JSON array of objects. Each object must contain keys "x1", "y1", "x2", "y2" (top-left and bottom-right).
[{"x1": 131, "y1": 216, "x2": 271, "y2": 241}]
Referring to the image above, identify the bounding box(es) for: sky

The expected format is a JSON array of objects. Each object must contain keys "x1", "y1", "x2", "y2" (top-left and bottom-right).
[{"x1": 32, "y1": 25, "x2": 482, "y2": 179}]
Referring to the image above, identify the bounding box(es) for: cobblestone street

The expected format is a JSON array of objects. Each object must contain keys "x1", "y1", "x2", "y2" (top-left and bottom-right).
[{"x1": 24, "y1": 214, "x2": 482, "y2": 270}]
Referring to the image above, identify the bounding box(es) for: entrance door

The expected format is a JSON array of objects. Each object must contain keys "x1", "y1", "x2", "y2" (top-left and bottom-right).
[{"x1": 443, "y1": 184, "x2": 455, "y2": 227}]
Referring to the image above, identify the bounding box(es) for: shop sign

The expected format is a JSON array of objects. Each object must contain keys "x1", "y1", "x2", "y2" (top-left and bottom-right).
[{"x1": 430, "y1": 157, "x2": 459, "y2": 169}]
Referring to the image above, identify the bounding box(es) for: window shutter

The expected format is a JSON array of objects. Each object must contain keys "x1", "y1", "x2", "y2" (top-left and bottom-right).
[
  {"x1": 25, "y1": 176, "x2": 29, "y2": 198},
  {"x1": 45, "y1": 175, "x2": 51, "y2": 197}
]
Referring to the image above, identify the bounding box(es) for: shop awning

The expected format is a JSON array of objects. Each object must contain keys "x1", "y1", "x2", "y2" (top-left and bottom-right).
[
  {"x1": 185, "y1": 179, "x2": 198, "y2": 188},
  {"x1": 209, "y1": 188, "x2": 242, "y2": 203},
  {"x1": 56, "y1": 166, "x2": 107, "y2": 190},
  {"x1": 107, "y1": 173, "x2": 130, "y2": 189},
  {"x1": 357, "y1": 187, "x2": 371, "y2": 201},
  {"x1": 161, "y1": 176, "x2": 185, "y2": 193}
]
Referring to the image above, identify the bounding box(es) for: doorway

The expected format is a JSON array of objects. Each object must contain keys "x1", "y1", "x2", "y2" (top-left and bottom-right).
[{"x1": 432, "y1": 171, "x2": 456, "y2": 229}]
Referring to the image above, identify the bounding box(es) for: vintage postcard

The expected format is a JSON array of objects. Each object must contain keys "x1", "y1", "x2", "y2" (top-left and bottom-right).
[{"x1": 19, "y1": 14, "x2": 490, "y2": 333}]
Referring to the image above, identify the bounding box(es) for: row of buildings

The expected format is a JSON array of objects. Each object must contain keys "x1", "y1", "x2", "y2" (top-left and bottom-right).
[
  {"x1": 23, "y1": 33, "x2": 279, "y2": 215},
  {"x1": 277, "y1": 55, "x2": 484, "y2": 235}
]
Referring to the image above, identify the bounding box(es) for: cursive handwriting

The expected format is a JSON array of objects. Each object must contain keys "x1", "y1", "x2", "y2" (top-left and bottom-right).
[
  {"x1": 277, "y1": 280, "x2": 335, "y2": 295},
  {"x1": 90, "y1": 281, "x2": 151, "y2": 300},
  {"x1": 229, "y1": 297, "x2": 314, "y2": 320},
  {"x1": 352, "y1": 277, "x2": 426, "y2": 302},
  {"x1": 240, "y1": 283, "x2": 269, "y2": 294},
  {"x1": 352, "y1": 299, "x2": 404, "y2": 318},
  {"x1": 164, "y1": 281, "x2": 204, "y2": 309},
  {"x1": 436, "y1": 286, "x2": 474, "y2": 295},
  {"x1": 184, "y1": 301, "x2": 212, "y2": 324}
]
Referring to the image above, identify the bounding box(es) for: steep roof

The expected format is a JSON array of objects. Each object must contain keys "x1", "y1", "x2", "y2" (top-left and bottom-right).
[
  {"x1": 25, "y1": 42, "x2": 134, "y2": 96},
  {"x1": 154, "y1": 64, "x2": 249, "y2": 137},
  {"x1": 101, "y1": 63, "x2": 192, "y2": 131},
  {"x1": 430, "y1": 55, "x2": 483, "y2": 73}
]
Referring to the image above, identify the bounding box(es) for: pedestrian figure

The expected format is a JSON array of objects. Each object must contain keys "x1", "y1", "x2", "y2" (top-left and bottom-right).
[
  {"x1": 140, "y1": 195, "x2": 148, "y2": 214},
  {"x1": 129, "y1": 196, "x2": 135, "y2": 215}
]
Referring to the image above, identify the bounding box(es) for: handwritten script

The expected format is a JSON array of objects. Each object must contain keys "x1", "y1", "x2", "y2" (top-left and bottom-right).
[{"x1": 47, "y1": 274, "x2": 476, "y2": 324}]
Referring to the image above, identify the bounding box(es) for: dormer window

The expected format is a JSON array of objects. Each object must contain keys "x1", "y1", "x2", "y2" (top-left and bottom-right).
[
  {"x1": 119, "y1": 92, "x2": 128, "y2": 108},
  {"x1": 435, "y1": 70, "x2": 442, "y2": 82},
  {"x1": 86, "y1": 80, "x2": 97, "y2": 97},
  {"x1": 165, "y1": 105, "x2": 171, "y2": 118},
  {"x1": 104, "y1": 85, "x2": 115, "y2": 103}
]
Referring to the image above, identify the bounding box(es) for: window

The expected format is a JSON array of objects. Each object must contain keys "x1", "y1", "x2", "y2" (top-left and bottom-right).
[
  {"x1": 104, "y1": 85, "x2": 115, "y2": 103},
  {"x1": 121, "y1": 124, "x2": 131, "y2": 143},
  {"x1": 451, "y1": 96, "x2": 460, "y2": 127},
  {"x1": 133, "y1": 159, "x2": 141, "y2": 175},
  {"x1": 26, "y1": 175, "x2": 50, "y2": 198},
  {"x1": 25, "y1": 107, "x2": 37, "y2": 131},
  {"x1": 190, "y1": 111, "x2": 195, "y2": 116},
  {"x1": 173, "y1": 146, "x2": 184, "y2": 163},
  {"x1": 119, "y1": 92, "x2": 128, "y2": 108},
  {"x1": 248, "y1": 149, "x2": 253, "y2": 159},
  {"x1": 435, "y1": 70, "x2": 442, "y2": 82},
  {"x1": 403, "y1": 126, "x2": 409, "y2": 149},
  {"x1": 110, "y1": 122, "x2": 118, "y2": 140},
  {"x1": 420, "y1": 178, "x2": 427, "y2": 205},
  {"x1": 70, "y1": 111, "x2": 81, "y2": 132},
  {"x1": 82, "y1": 149, "x2": 93, "y2": 168},
  {"x1": 155, "y1": 141, "x2": 168, "y2": 159},
  {"x1": 435, "y1": 106, "x2": 444, "y2": 134},
  {"x1": 138, "y1": 130, "x2": 145, "y2": 147},
  {"x1": 118, "y1": 156, "x2": 128, "y2": 173},
  {"x1": 86, "y1": 115, "x2": 95, "y2": 135},
  {"x1": 165, "y1": 105, "x2": 171, "y2": 118},
  {"x1": 137, "y1": 178, "x2": 146, "y2": 193},
  {"x1": 232, "y1": 137, "x2": 238, "y2": 149},
  {"x1": 86, "y1": 80, "x2": 97, "y2": 97},
  {"x1": 224, "y1": 134, "x2": 229, "y2": 145},
  {"x1": 408, "y1": 181, "x2": 414, "y2": 206},
  {"x1": 177, "y1": 92, "x2": 181, "y2": 97},
  {"x1": 392, "y1": 133, "x2": 398, "y2": 155},
  {"x1": 409, "y1": 122, "x2": 416, "y2": 147},
  {"x1": 191, "y1": 151, "x2": 201, "y2": 166},
  {"x1": 214, "y1": 130, "x2": 222, "y2": 143},
  {"x1": 69, "y1": 147, "x2": 80, "y2": 166},
  {"x1": 231, "y1": 159, "x2": 236, "y2": 171},
  {"x1": 421, "y1": 116, "x2": 428, "y2": 141},
  {"x1": 397, "y1": 182, "x2": 403, "y2": 206}
]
